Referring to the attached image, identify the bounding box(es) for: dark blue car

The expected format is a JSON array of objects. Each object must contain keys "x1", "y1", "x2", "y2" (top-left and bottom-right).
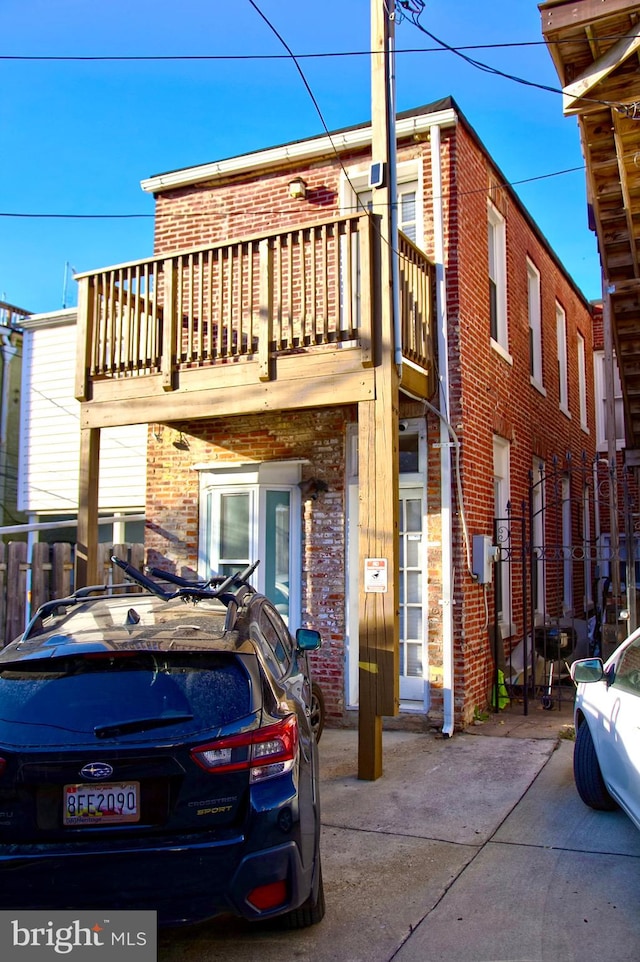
[{"x1": 0, "y1": 560, "x2": 325, "y2": 928}]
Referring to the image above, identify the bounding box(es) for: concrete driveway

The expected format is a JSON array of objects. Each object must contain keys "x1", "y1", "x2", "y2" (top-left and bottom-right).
[{"x1": 158, "y1": 727, "x2": 640, "y2": 962}]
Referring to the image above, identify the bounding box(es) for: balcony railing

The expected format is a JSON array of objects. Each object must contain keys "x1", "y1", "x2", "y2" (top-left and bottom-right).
[
  {"x1": 76, "y1": 212, "x2": 435, "y2": 402},
  {"x1": 0, "y1": 301, "x2": 30, "y2": 328}
]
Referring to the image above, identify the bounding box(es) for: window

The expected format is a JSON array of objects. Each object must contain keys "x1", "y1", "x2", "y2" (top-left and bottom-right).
[
  {"x1": 531, "y1": 459, "x2": 546, "y2": 618},
  {"x1": 561, "y1": 476, "x2": 572, "y2": 613},
  {"x1": 583, "y1": 485, "x2": 593, "y2": 607},
  {"x1": 593, "y1": 350, "x2": 625, "y2": 451},
  {"x1": 341, "y1": 161, "x2": 422, "y2": 334},
  {"x1": 488, "y1": 202, "x2": 508, "y2": 353},
  {"x1": 577, "y1": 332, "x2": 588, "y2": 431},
  {"x1": 198, "y1": 462, "x2": 302, "y2": 627},
  {"x1": 258, "y1": 605, "x2": 293, "y2": 677},
  {"x1": 493, "y1": 437, "x2": 512, "y2": 632},
  {"x1": 556, "y1": 302, "x2": 569, "y2": 415},
  {"x1": 612, "y1": 634, "x2": 640, "y2": 694},
  {"x1": 527, "y1": 259, "x2": 543, "y2": 389},
  {"x1": 398, "y1": 186, "x2": 417, "y2": 242}
]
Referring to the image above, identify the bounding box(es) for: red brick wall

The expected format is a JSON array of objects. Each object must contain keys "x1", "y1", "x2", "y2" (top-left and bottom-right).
[
  {"x1": 447, "y1": 122, "x2": 596, "y2": 719},
  {"x1": 145, "y1": 408, "x2": 350, "y2": 727},
  {"x1": 145, "y1": 112, "x2": 596, "y2": 729}
]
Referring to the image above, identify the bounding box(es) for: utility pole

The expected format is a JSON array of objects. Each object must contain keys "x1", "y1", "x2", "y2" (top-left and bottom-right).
[{"x1": 357, "y1": 0, "x2": 400, "y2": 780}]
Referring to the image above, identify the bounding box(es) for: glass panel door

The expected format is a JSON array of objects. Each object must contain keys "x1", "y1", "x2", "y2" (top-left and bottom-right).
[
  {"x1": 264, "y1": 490, "x2": 291, "y2": 619},
  {"x1": 399, "y1": 488, "x2": 425, "y2": 701}
]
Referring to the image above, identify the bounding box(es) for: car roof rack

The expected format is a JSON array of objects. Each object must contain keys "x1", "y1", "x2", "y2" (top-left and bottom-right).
[
  {"x1": 19, "y1": 560, "x2": 260, "y2": 643},
  {"x1": 111, "y1": 556, "x2": 259, "y2": 607}
]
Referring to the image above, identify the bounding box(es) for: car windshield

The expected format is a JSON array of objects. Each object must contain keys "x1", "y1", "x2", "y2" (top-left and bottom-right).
[{"x1": 0, "y1": 652, "x2": 253, "y2": 747}]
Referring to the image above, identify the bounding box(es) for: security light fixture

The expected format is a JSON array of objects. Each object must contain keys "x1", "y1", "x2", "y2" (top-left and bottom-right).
[{"x1": 288, "y1": 177, "x2": 307, "y2": 200}]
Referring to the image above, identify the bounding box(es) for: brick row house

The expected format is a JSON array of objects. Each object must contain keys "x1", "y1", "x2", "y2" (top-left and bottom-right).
[{"x1": 74, "y1": 97, "x2": 596, "y2": 739}]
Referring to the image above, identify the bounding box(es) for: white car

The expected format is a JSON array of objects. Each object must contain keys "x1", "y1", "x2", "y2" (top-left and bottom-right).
[{"x1": 571, "y1": 625, "x2": 640, "y2": 831}]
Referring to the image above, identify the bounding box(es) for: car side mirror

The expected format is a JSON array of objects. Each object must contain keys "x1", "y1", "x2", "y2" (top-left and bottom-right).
[
  {"x1": 571, "y1": 657, "x2": 605, "y2": 684},
  {"x1": 296, "y1": 627, "x2": 322, "y2": 652}
]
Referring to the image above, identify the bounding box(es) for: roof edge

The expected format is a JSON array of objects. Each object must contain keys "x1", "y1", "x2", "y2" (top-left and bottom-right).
[{"x1": 141, "y1": 102, "x2": 458, "y2": 194}]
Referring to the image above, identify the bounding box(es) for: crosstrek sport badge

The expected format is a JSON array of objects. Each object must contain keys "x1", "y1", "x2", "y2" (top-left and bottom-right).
[{"x1": 80, "y1": 763, "x2": 114, "y2": 780}]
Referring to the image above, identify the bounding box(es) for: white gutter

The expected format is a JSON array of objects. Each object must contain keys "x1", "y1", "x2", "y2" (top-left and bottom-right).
[
  {"x1": 430, "y1": 123, "x2": 455, "y2": 737},
  {"x1": 140, "y1": 108, "x2": 457, "y2": 194}
]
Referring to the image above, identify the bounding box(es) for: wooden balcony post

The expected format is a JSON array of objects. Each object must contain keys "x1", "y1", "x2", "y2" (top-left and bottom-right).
[
  {"x1": 359, "y1": 216, "x2": 375, "y2": 368},
  {"x1": 258, "y1": 238, "x2": 273, "y2": 381},
  {"x1": 75, "y1": 276, "x2": 94, "y2": 402},
  {"x1": 162, "y1": 259, "x2": 177, "y2": 391},
  {"x1": 76, "y1": 427, "x2": 100, "y2": 588},
  {"x1": 358, "y1": 0, "x2": 400, "y2": 781}
]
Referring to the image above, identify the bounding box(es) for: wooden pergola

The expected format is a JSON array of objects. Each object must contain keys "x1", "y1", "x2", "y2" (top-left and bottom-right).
[{"x1": 541, "y1": 0, "x2": 640, "y2": 450}]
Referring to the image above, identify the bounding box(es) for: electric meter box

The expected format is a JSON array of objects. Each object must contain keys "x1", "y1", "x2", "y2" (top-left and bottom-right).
[{"x1": 472, "y1": 534, "x2": 497, "y2": 584}]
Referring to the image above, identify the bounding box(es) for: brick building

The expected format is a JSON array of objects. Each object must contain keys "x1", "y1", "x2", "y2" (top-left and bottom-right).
[{"x1": 74, "y1": 97, "x2": 597, "y2": 733}]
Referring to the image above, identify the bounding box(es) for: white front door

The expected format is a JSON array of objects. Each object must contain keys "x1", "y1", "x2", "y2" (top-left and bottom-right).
[{"x1": 346, "y1": 422, "x2": 428, "y2": 709}]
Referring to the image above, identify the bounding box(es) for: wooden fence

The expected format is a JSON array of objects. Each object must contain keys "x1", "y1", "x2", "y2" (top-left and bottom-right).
[{"x1": 0, "y1": 542, "x2": 145, "y2": 646}]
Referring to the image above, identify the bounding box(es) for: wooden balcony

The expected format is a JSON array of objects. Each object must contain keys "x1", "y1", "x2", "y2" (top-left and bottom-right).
[
  {"x1": 75, "y1": 212, "x2": 436, "y2": 429},
  {"x1": 0, "y1": 300, "x2": 30, "y2": 328}
]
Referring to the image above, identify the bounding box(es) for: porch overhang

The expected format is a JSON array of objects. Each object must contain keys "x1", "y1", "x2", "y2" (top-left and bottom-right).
[{"x1": 541, "y1": 0, "x2": 640, "y2": 450}]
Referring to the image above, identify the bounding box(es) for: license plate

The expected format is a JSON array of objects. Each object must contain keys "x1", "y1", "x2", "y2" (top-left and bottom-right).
[{"x1": 63, "y1": 782, "x2": 140, "y2": 825}]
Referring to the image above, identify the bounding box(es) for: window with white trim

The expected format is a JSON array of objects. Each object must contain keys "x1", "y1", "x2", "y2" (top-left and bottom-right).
[
  {"x1": 561, "y1": 475, "x2": 572, "y2": 613},
  {"x1": 198, "y1": 462, "x2": 302, "y2": 628},
  {"x1": 527, "y1": 258, "x2": 543, "y2": 389},
  {"x1": 493, "y1": 436, "x2": 512, "y2": 633},
  {"x1": 531, "y1": 459, "x2": 546, "y2": 620},
  {"x1": 556, "y1": 302, "x2": 569, "y2": 415},
  {"x1": 593, "y1": 350, "x2": 625, "y2": 451},
  {"x1": 341, "y1": 159, "x2": 423, "y2": 246},
  {"x1": 488, "y1": 202, "x2": 507, "y2": 352},
  {"x1": 577, "y1": 331, "x2": 588, "y2": 431}
]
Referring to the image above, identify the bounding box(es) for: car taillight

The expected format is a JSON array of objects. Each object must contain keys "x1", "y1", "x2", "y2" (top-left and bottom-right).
[
  {"x1": 0, "y1": 758, "x2": 5, "y2": 776},
  {"x1": 191, "y1": 714, "x2": 298, "y2": 783}
]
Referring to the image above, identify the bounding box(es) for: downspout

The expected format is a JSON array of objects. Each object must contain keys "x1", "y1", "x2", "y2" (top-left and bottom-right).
[{"x1": 430, "y1": 123, "x2": 455, "y2": 737}]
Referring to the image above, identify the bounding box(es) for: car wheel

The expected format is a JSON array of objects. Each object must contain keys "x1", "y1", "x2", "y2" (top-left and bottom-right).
[
  {"x1": 309, "y1": 683, "x2": 325, "y2": 742},
  {"x1": 279, "y1": 859, "x2": 325, "y2": 929},
  {"x1": 573, "y1": 720, "x2": 617, "y2": 811}
]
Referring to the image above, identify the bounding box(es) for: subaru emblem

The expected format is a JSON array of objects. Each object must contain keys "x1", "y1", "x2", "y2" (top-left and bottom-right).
[{"x1": 80, "y1": 762, "x2": 114, "y2": 780}]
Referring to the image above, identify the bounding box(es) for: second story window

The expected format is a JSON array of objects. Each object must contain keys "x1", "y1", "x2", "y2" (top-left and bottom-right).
[
  {"x1": 398, "y1": 188, "x2": 417, "y2": 243},
  {"x1": 556, "y1": 302, "x2": 569, "y2": 416},
  {"x1": 577, "y1": 331, "x2": 588, "y2": 432},
  {"x1": 527, "y1": 258, "x2": 543, "y2": 389},
  {"x1": 488, "y1": 202, "x2": 508, "y2": 354},
  {"x1": 593, "y1": 350, "x2": 625, "y2": 451}
]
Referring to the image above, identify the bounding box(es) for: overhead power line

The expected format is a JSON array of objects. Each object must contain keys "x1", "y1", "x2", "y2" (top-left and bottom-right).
[
  {"x1": 397, "y1": 2, "x2": 630, "y2": 113},
  {"x1": 0, "y1": 163, "x2": 587, "y2": 221},
  {"x1": 0, "y1": 34, "x2": 635, "y2": 61}
]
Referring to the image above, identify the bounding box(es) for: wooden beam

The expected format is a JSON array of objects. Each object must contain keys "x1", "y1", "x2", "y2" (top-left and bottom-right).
[
  {"x1": 541, "y1": 0, "x2": 640, "y2": 35},
  {"x1": 612, "y1": 111, "x2": 640, "y2": 277},
  {"x1": 162, "y1": 259, "x2": 177, "y2": 391},
  {"x1": 358, "y1": 0, "x2": 400, "y2": 781},
  {"x1": 610, "y1": 277, "x2": 640, "y2": 294},
  {"x1": 258, "y1": 238, "x2": 274, "y2": 381},
  {"x1": 563, "y1": 23, "x2": 640, "y2": 114},
  {"x1": 75, "y1": 276, "x2": 93, "y2": 402},
  {"x1": 81, "y1": 364, "x2": 376, "y2": 429},
  {"x1": 76, "y1": 427, "x2": 100, "y2": 588}
]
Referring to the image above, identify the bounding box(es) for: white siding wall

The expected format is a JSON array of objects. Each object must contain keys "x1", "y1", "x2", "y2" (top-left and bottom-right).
[{"x1": 19, "y1": 312, "x2": 147, "y2": 514}]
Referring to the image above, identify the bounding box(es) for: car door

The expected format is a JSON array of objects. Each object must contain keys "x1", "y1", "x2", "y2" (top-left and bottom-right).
[{"x1": 592, "y1": 634, "x2": 640, "y2": 812}]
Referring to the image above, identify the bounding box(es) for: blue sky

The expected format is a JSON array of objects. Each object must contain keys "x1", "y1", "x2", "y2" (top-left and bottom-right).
[{"x1": 0, "y1": 0, "x2": 600, "y2": 314}]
